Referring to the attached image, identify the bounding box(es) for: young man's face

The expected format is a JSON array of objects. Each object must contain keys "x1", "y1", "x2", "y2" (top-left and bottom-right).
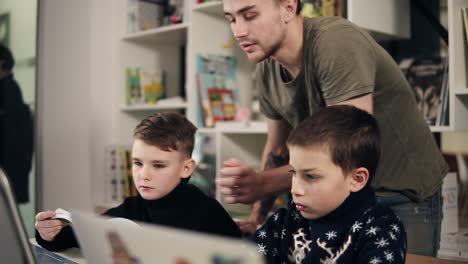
[
  {"x1": 131, "y1": 139, "x2": 193, "y2": 200},
  {"x1": 289, "y1": 145, "x2": 354, "y2": 220},
  {"x1": 223, "y1": 0, "x2": 288, "y2": 63}
]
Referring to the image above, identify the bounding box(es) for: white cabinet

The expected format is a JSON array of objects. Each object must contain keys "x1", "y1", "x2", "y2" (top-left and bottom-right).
[{"x1": 446, "y1": 0, "x2": 468, "y2": 132}]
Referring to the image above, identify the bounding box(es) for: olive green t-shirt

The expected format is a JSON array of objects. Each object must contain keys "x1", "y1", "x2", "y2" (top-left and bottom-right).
[{"x1": 257, "y1": 16, "x2": 448, "y2": 201}]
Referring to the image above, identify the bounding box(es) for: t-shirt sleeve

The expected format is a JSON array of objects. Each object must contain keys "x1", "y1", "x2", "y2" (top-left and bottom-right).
[
  {"x1": 251, "y1": 208, "x2": 289, "y2": 263},
  {"x1": 355, "y1": 214, "x2": 407, "y2": 264},
  {"x1": 312, "y1": 25, "x2": 376, "y2": 105},
  {"x1": 256, "y1": 63, "x2": 283, "y2": 120}
]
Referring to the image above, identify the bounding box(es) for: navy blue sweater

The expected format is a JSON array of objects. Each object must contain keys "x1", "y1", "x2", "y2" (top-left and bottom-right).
[{"x1": 252, "y1": 187, "x2": 407, "y2": 263}]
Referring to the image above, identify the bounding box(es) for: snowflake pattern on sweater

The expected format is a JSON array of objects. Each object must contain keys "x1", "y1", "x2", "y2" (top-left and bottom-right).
[{"x1": 252, "y1": 187, "x2": 407, "y2": 263}]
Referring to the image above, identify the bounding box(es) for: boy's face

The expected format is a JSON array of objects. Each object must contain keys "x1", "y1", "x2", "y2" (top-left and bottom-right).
[
  {"x1": 131, "y1": 139, "x2": 194, "y2": 200},
  {"x1": 223, "y1": 0, "x2": 288, "y2": 63},
  {"x1": 289, "y1": 145, "x2": 354, "y2": 220}
]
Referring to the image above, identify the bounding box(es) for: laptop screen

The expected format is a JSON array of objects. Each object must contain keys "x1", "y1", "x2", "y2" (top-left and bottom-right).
[{"x1": 0, "y1": 168, "x2": 35, "y2": 263}]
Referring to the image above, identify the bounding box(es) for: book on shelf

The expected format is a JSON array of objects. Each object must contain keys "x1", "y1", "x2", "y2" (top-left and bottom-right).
[
  {"x1": 437, "y1": 154, "x2": 468, "y2": 260},
  {"x1": 301, "y1": 0, "x2": 345, "y2": 18},
  {"x1": 399, "y1": 56, "x2": 448, "y2": 126},
  {"x1": 126, "y1": 67, "x2": 165, "y2": 106},
  {"x1": 140, "y1": 68, "x2": 165, "y2": 104},
  {"x1": 127, "y1": 0, "x2": 165, "y2": 32},
  {"x1": 127, "y1": 0, "x2": 185, "y2": 32},
  {"x1": 462, "y1": 7, "x2": 468, "y2": 45},
  {"x1": 104, "y1": 145, "x2": 137, "y2": 204},
  {"x1": 196, "y1": 54, "x2": 240, "y2": 128},
  {"x1": 437, "y1": 57, "x2": 449, "y2": 127}
]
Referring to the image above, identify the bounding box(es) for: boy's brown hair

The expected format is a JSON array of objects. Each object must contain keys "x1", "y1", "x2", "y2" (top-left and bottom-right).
[
  {"x1": 287, "y1": 105, "x2": 381, "y2": 184},
  {"x1": 134, "y1": 112, "x2": 197, "y2": 158}
]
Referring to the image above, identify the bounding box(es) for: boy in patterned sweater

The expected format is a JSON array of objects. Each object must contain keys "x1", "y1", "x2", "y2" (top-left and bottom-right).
[{"x1": 252, "y1": 105, "x2": 407, "y2": 263}]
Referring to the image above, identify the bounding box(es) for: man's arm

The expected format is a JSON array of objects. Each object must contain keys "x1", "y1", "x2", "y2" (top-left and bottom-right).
[{"x1": 248, "y1": 118, "x2": 291, "y2": 226}]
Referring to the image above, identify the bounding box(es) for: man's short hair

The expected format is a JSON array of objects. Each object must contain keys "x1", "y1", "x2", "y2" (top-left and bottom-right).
[
  {"x1": 0, "y1": 43, "x2": 15, "y2": 71},
  {"x1": 287, "y1": 105, "x2": 381, "y2": 183},
  {"x1": 275, "y1": 0, "x2": 303, "y2": 15},
  {"x1": 134, "y1": 112, "x2": 197, "y2": 158}
]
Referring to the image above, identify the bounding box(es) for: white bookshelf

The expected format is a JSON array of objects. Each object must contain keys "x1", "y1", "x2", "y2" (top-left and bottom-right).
[
  {"x1": 447, "y1": 0, "x2": 468, "y2": 131},
  {"x1": 120, "y1": 102, "x2": 187, "y2": 112},
  {"x1": 122, "y1": 23, "x2": 188, "y2": 43}
]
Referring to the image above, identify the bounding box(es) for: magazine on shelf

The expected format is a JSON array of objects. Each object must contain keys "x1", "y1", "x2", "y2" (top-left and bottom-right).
[
  {"x1": 399, "y1": 56, "x2": 447, "y2": 126},
  {"x1": 196, "y1": 54, "x2": 239, "y2": 128},
  {"x1": 437, "y1": 57, "x2": 449, "y2": 127}
]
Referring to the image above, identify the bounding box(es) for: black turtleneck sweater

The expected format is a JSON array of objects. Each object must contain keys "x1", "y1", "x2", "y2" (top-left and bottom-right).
[
  {"x1": 36, "y1": 183, "x2": 241, "y2": 251},
  {"x1": 252, "y1": 187, "x2": 407, "y2": 263}
]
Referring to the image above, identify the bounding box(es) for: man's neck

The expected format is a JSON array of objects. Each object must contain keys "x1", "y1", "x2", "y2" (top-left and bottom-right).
[{"x1": 272, "y1": 16, "x2": 304, "y2": 78}]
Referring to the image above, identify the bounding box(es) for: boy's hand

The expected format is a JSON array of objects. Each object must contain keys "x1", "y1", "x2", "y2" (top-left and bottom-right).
[
  {"x1": 35, "y1": 210, "x2": 66, "y2": 242},
  {"x1": 236, "y1": 220, "x2": 258, "y2": 237}
]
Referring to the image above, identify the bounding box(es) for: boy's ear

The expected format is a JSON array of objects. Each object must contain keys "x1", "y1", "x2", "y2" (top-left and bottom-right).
[
  {"x1": 181, "y1": 158, "x2": 196, "y2": 179},
  {"x1": 348, "y1": 167, "x2": 369, "y2": 192}
]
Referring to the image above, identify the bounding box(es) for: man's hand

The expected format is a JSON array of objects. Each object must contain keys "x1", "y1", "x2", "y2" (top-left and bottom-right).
[
  {"x1": 216, "y1": 158, "x2": 264, "y2": 204},
  {"x1": 35, "y1": 210, "x2": 66, "y2": 242}
]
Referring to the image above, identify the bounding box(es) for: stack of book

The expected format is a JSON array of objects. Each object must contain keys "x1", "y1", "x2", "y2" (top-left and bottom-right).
[
  {"x1": 126, "y1": 67, "x2": 165, "y2": 106},
  {"x1": 104, "y1": 145, "x2": 137, "y2": 204}
]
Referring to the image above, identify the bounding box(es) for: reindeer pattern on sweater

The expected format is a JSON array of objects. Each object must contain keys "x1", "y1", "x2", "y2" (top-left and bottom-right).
[{"x1": 252, "y1": 188, "x2": 407, "y2": 264}]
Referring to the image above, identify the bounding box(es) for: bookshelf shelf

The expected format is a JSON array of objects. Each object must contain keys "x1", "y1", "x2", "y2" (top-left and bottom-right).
[
  {"x1": 122, "y1": 23, "x2": 188, "y2": 43},
  {"x1": 215, "y1": 121, "x2": 268, "y2": 134},
  {"x1": 197, "y1": 128, "x2": 216, "y2": 134},
  {"x1": 454, "y1": 89, "x2": 468, "y2": 95},
  {"x1": 120, "y1": 102, "x2": 187, "y2": 112},
  {"x1": 430, "y1": 125, "x2": 453, "y2": 133},
  {"x1": 193, "y1": 1, "x2": 223, "y2": 16}
]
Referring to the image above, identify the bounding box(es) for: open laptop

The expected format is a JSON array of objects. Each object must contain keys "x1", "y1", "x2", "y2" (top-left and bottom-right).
[
  {"x1": 0, "y1": 168, "x2": 77, "y2": 264},
  {"x1": 71, "y1": 210, "x2": 265, "y2": 264}
]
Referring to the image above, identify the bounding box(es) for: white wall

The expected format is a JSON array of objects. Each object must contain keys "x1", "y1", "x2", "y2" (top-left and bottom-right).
[
  {"x1": 0, "y1": 0, "x2": 37, "y2": 237},
  {"x1": 37, "y1": 0, "x2": 94, "y2": 211},
  {"x1": 88, "y1": 0, "x2": 121, "y2": 206},
  {"x1": 0, "y1": 0, "x2": 37, "y2": 105},
  {"x1": 37, "y1": 0, "x2": 122, "y2": 211}
]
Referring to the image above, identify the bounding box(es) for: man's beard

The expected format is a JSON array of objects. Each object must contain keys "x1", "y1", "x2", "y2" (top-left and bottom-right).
[{"x1": 248, "y1": 41, "x2": 281, "y2": 63}]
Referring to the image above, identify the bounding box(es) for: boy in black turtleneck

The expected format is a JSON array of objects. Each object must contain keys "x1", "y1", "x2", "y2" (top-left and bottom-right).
[
  {"x1": 252, "y1": 105, "x2": 407, "y2": 263},
  {"x1": 35, "y1": 112, "x2": 241, "y2": 251}
]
